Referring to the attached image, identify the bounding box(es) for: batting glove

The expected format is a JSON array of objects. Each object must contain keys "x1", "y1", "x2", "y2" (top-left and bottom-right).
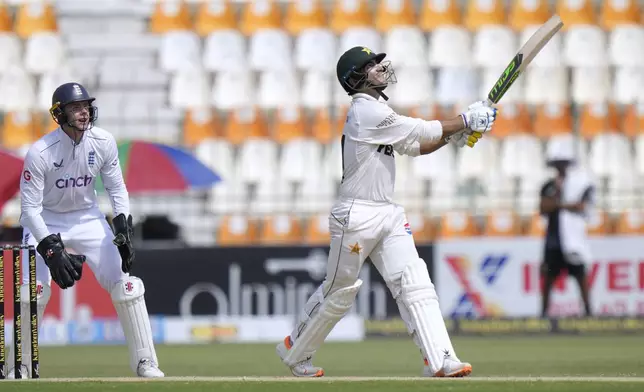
[
  {"x1": 448, "y1": 130, "x2": 483, "y2": 148},
  {"x1": 461, "y1": 100, "x2": 498, "y2": 133}
]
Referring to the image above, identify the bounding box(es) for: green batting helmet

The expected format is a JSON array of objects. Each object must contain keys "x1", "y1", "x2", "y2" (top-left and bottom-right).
[{"x1": 336, "y1": 46, "x2": 391, "y2": 96}]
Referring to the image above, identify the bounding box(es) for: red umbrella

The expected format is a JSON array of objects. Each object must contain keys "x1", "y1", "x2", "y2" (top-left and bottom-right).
[{"x1": 0, "y1": 149, "x2": 23, "y2": 214}]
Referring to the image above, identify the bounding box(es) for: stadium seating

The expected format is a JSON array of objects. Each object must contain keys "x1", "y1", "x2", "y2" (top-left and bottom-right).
[
  {"x1": 303, "y1": 213, "x2": 331, "y2": 245},
  {"x1": 0, "y1": 0, "x2": 642, "y2": 246}
]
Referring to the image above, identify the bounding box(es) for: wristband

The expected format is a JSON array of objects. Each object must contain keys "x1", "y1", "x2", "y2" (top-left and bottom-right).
[{"x1": 460, "y1": 113, "x2": 468, "y2": 129}]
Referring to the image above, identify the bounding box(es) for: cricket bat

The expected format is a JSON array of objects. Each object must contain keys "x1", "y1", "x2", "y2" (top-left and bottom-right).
[
  {"x1": 486, "y1": 14, "x2": 564, "y2": 106},
  {"x1": 449, "y1": 14, "x2": 564, "y2": 146}
]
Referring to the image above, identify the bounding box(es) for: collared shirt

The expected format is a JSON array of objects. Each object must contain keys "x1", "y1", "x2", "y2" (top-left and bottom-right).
[
  {"x1": 19, "y1": 126, "x2": 129, "y2": 241},
  {"x1": 337, "y1": 93, "x2": 443, "y2": 202}
]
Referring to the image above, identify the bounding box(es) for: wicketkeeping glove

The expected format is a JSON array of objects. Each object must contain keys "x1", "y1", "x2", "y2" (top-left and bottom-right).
[
  {"x1": 36, "y1": 233, "x2": 85, "y2": 289},
  {"x1": 112, "y1": 213, "x2": 135, "y2": 273},
  {"x1": 461, "y1": 100, "x2": 498, "y2": 133}
]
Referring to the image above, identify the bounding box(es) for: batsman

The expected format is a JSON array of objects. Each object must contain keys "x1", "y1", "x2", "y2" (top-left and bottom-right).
[
  {"x1": 276, "y1": 46, "x2": 497, "y2": 377},
  {"x1": 7, "y1": 83, "x2": 164, "y2": 378}
]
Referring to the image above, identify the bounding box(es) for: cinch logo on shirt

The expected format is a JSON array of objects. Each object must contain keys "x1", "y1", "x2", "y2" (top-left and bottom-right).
[{"x1": 55, "y1": 174, "x2": 93, "y2": 189}]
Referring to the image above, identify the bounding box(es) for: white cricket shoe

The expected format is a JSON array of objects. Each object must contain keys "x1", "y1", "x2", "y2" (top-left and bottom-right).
[
  {"x1": 423, "y1": 353, "x2": 472, "y2": 378},
  {"x1": 276, "y1": 336, "x2": 325, "y2": 377},
  {"x1": 137, "y1": 359, "x2": 165, "y2": 378},
  {"x1": 5, "y1": 364, "x2": 29, "y2": 379}
]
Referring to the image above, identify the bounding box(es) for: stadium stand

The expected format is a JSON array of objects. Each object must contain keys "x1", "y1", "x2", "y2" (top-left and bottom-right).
[{"x1": 0, "y1": 0, "x2": 642, "y2": 246}]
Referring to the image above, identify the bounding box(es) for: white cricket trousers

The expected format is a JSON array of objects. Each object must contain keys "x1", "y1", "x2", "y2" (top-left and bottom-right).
[
  {"x1": 22, "y1": 207, "x2": 127, "y2": 289},
  {"x1": 290, "y1": 198, "x2": 423, "y2": 340},
  {"x1": 16, "y1": 207, "x2": 161, "y2": 377}
]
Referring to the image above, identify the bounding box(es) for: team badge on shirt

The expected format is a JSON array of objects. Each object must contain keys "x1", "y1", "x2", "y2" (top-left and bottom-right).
[
  {"x1": 404, "y1": 222, "x2": 412, "y2": 235},
  {"x1": 88, "y1": 150, "x2": 96, "y2": 167}
]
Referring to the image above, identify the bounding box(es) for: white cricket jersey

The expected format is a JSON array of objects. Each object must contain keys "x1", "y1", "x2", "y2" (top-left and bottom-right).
[
  {"x1": 337, "y1": 93, "x2": 444, "y2": 203},
  {"x1": 19, "y1": 126, "x2": 130, "y2": 242}
]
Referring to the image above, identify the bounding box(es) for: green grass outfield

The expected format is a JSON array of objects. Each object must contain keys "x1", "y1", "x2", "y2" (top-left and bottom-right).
[{"x1": 1, "y1": 336, "x2": 643, "y2": 391}]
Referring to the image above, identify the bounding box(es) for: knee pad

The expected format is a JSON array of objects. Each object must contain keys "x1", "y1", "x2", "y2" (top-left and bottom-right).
[
  {"x1": 110, "y1": 276, "x2": 145, "y2": 303},
  {"x1": 388, "y1": 258, "x2": 435, "y2": 302},
  {"x1": 400, "y1": 258, "x2": 437, "y2": 305}
]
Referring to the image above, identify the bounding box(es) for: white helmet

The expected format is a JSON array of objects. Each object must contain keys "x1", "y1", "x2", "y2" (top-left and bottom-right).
[{"x1": 546, "y1": 135, "x2": 577, "y2": 164}]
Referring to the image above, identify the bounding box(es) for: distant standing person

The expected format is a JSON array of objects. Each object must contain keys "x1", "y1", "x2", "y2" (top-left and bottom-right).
[{"x1": 539, "y1": 137, "x2": 594, "y2": 318}]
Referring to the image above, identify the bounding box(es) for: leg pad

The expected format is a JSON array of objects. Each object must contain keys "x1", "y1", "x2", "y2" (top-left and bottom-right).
[
  {"x1": 110, "y1": 276, "x2": 158, "y2": 374},
  {"x1": 282, "y1": 279, "x2": 363, "y2": 367}
]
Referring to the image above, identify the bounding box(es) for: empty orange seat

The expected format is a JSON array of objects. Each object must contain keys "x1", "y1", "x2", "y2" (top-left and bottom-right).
[
  {"x1": 405, "y1": 213, "x2": 436, "y2": 244},
  {"x1": 311, "y1": 108, "x2": 335, "y2": 144},
  {"x1": 614, "y1": 210, "x2": 644, "y2": 234},
  {"x1": 14, "y1": 2, "x2": 58, "y2": 38},
  {"x1": 556, "y1": 0, "x2": 596, "y2": 28},
  {"x1": 260, "y1": 215, "x2": 303, "y2": 245},
  {"x1": 303, "y1": 214, "x2": 331, "y2": 245},
  {"x1": 333, "y1": 105, "x2": 349, "y2": 136},
  {"x1": 239, "y1": 0, "x2": 281, "y2": 36},
  {"x1": 330, "y1": 0, "x2": 372, "y2": 33},
  {"x1": 437, "y1": 104, "x2": 462, "y2": 119},
  {"x1": 223, "y1": 107, "x2": 269, "y2": 145},
  {"x1": 534, "y1": 103, "x2": 573, "y2": 138},
  {"x1": 623, "y1": 103, "x2": 644, "y2": 137},
  {"x1": 483, "y1": 210, "x2": 522, "y2": 236},
  {"x1": 600, "y1": 0, "x2": 640, "y2": 30},
  {"x1": 490, "y1": 103, "x2": 532, "y2": 138},
  {"x1": 579, "y1": 102, "x2": 620, "y2": 138},
  {"x1": 0, "y1": 3, "x2": 13, "y2": 32},
  {"x1": 587, "y1": 210, "x2": 611, "y2": 236},
  {"x1": 420, "y1": 0, "x2": 462, "y2": 30},
  {"x1": 509, "y1": 0, "x2": 551, "y2": 30},
  {"x1": 149, "y1": 0, "x2": 192, "y2": 33},
  {"x1": 2, "y1": 111, "x2": 38, "y2": 149},
  {"x1": 217, "y1": 215, "x2": 260, "y2": 245},
  {"x1": 43, "y1": 114, "x2": 59, "y2": 136},
  {"x1": 375, "y1": 0, "x2": 417, "y2": 32},
  {"x1": 410, "y1": 104, "x2": 449, "y2": 121},
  {"x1": 526, "y1": 213, "x2": 548, "y2": 237},
  {"x1": 284, "y1": 0, "x2": 327, "y2": 35},
  {"x1": 273, "y1": 106, "x2": 308, "y2": 143},
  {"x1": 194, "y1": 0, "x2": 237, "y2": 36},
  {"x1": 184, "y1": 108, "x2": 219, "y2": 146},
  {"x1": 464, "y1": 0, "x2": 506, "y2": 31},
  {"x1": 437, "y1": 211, "x2": 479, "y2": 238}
]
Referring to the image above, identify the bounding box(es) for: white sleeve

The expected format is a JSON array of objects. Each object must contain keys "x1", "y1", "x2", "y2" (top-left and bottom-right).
[
  {"x1": 355, "y1": 103, "x2": 443, "y2": 154},
  {"x1": 100, "y1": 135, "x2": 130, "y2": 217},
  {"x1": 394, "y1": 141, "x2": 421, "y2": 157},
  {"x1": 19, "y1": 149, "x2": 50, "y2": 242}
]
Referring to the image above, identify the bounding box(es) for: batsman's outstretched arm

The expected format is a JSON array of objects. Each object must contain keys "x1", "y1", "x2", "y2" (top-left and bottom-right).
[
  {"x1": 417, "y1": 115, "x2": 472, "y2": 154},
  {"x1": 416, "y1": 114, "x2": 484, "y2": 155},
  {"x1": 418, "y1": 139, "x2": 448, "y2": 155}
]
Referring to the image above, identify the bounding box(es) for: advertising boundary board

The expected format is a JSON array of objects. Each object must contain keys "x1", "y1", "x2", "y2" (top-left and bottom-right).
[
  {"x1": 365, "y1": 316, "x2": 644, "y2": 338},
  {"x1": 1, "y1": 314, "x2": 362, "y2": 346},
  {"x1": 132, "y1": 245, "x2": 434, "y2": 320},
  {"x1": 434, "y1": 236, "x2": 644, "y2": 318}
]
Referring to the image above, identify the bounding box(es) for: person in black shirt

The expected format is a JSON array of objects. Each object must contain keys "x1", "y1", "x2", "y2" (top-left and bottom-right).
[{"x1": 539, "y1": 141, "x2": 594, "y2": 318}]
